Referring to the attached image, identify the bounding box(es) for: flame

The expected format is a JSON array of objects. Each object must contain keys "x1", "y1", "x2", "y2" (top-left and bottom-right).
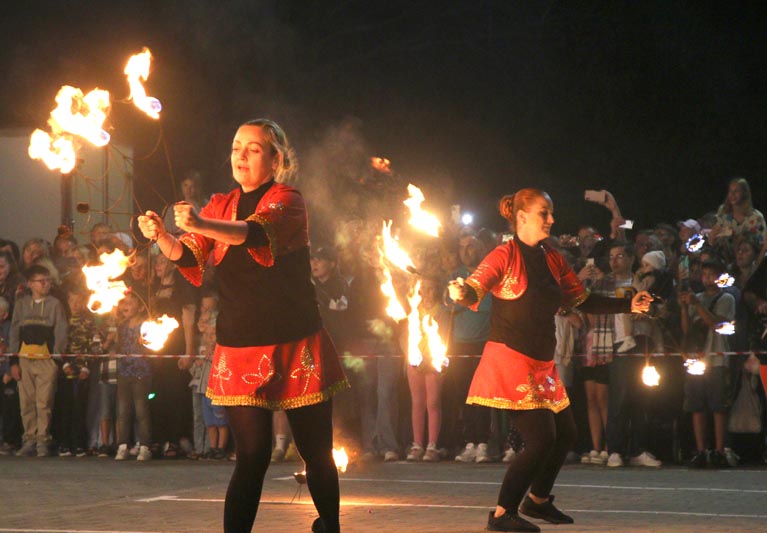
[
  {"x1": 685, "y1": 359, "x2": 707, "y2": 376},
  {"x1": 641, "y1": 364, "x2": 661, "y2": 387},
  {"x1": 380, "y1": 265, "x2": 407, "y2": 322},
  {"x1": 407, "y1": 281, "x2": 424, "y2": 366},
  {"x1": 140, "y1": 314, "x2": 179, "y2": 351},
  {"x1": 332, "y1": 447, "x2": 349, "y2": 473},
  {"x1": 28, "y1": 129, "x2": 77, "y2": 174},
  {"x1": 82, "y1": 250, "x2": 130, "y2": 314},
  {"x1": 403, "y1": 184, "x2": 441, "y2": 237},
  {"x1": 370, "y1": 156, "x2": 391, "y2": 173},
  {"x1": 29, "y1": 85, "x2": 111, "y2": 173},
  {"x1": 380, "y1": 220, "x2": 414, "y2": 272},
  {"x1": 125, "y1": 48, "x2": 162, "y2": 119},
  {"x1": 422, "y1": 314, "x2": 449, "y2": 372},
  {"x1": 715, "y1": 321, "x2": 736, "y2": 335}
]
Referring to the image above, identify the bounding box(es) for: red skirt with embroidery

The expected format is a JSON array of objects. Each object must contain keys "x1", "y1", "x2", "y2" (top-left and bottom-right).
[
  {"x1": 205, "y1": 328, "x2": 349, "y2": 410},
  {"x1": 466, "y1": 341, "x2": 569, "y2": 413}
]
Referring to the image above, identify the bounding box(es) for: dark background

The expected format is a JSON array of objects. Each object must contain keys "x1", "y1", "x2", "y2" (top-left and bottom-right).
[{"x1": 2, "y1": 1, "x2": 766, "y2": 238}]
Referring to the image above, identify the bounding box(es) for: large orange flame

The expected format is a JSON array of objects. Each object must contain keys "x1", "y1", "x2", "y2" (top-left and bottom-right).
[
  {"x1": 407, "y1": 281, "x2": 423, "y2": 366},
  {"x1": 28, "y1": 85, "x2": 111, "y2": 173},
  {"x1": 422, "y1": 314, "x2": 449, "y2": 372},
  {"x1": 125, "y1": 48, "x2": 162, "y2": 119},
  {"x1": 82, "y1": 250, "x2": 130, "y2": 314},
  {"x1": 140, "y1": 314, "x2": 179, "y2": 351},
  {"x1": 403, "y1": 184, "x2": 441, "y2": 237}
]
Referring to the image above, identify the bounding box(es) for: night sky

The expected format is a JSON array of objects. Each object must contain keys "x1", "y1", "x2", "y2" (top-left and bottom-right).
[{"x1": 2, "y1": 1, "x2": 766, "y2": 238}]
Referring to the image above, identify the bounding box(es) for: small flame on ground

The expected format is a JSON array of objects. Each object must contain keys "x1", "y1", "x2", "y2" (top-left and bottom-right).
[
  {"x1": 82, "y1": 250, "x2": 130, "y2": 314},
  {"x1": 404, "y1": 184, "x2": 441, "y2": 237},
  {"x1": 125, "y1": 48, "x2": 162, "y2": 119},
  {"x1": 140, "y1": 314, "x2": 179, "y2": 351},
  {"x1": 685, "y1": 359, "x2": 707, "y2": 376},
  {"x1": 333, "y1": 447, "x2": 349, "y2": 473},
  {"x1": 642, "y1": 364, "x2": 661, "y2": 387}
]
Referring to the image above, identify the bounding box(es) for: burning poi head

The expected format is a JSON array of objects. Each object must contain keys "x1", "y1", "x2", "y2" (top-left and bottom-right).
[
  {"x1": 28, "y1": 85, "x2": 112, "y2": 173},
  {"x1": 82, "y1": 249, "x2": 130, "y2": 314},
  {"x1": 642, "y1": 364, "x2": 661, "y2": 387},
  {"x1": 124, "y1": 48, "x2": 162, "y2": 119},
  {"x1": 140, "y1": 314, "x2": 179, "y2": 351}
]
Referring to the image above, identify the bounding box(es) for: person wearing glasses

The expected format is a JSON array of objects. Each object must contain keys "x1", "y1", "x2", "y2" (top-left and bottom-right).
[{"x1": 9, "y1": 264, "x2": 67, "y2": 457}]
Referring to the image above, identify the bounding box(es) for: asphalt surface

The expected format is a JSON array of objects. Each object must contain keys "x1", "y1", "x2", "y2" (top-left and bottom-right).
[{"x1": 2, "y1": 454, "x2": 766, "y2": 533}]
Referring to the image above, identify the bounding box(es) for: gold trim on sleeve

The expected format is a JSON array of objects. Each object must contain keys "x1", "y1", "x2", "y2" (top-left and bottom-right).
[
  {"x1": 464, "y1": 277, "x2": 486, "y2": 302},
  {"x1": 245, "y1": 213, "x2": 277, "y2": 259}
]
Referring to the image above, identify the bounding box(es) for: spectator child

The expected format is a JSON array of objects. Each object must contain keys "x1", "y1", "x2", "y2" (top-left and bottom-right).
[
  {"x1": 55, "y1": 284, "x2": 94, "y2": 456},
  {"x1": 9, "y1": 264, "x2": 67, "y2": 457},
  {"x1": 114, "y1": 291, "x2": 152, "y2": 461},
  {"x1": 680, "y1": 259, "x2": 736, "y2": 468}
]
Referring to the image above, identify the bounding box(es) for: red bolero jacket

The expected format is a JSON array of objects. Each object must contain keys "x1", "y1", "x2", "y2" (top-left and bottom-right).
[
  {"x1": 177, "y1": 183, "x2": 308, "y2": 287},
  {"x1": 464, "y1": 237, "x2": 588, "y2": 314}
]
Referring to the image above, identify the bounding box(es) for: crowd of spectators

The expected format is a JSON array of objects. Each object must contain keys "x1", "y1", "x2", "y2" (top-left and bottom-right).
[{"x1": 1, "y1": 175, "x2": 766, "y2": 470}]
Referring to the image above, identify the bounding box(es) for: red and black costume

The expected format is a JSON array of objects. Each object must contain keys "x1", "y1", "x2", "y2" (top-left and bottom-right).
[
  {"x1": 462, "y1": 236, "x2": 628, "y2": 412},
  {"x1": 174, "y1": 181, "x2": 349, "y2": 409},
  {"x1": 457, "y1": 236, "x2": 630, "y2": 525},
  {"x1": 174, "y1": 179, "x2": 347, "y2": 533}
]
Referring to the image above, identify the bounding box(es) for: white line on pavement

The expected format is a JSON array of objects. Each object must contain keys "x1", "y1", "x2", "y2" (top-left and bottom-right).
[{"x1": 133, "y1": 497, "x2": 767, "y2": 519}]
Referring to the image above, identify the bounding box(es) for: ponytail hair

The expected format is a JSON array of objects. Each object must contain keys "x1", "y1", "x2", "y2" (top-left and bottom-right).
[
  {"x1": 241, "y1": 118, "x2": 298, "y2": 183},
  {"x1": 499, "y1": 188, "x2": 549, "y2": 231}
]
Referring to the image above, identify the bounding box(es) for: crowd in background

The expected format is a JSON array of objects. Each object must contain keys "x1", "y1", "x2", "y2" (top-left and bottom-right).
[{"x1": 1, "y1": 174, "x2": 766, "y2": 469}]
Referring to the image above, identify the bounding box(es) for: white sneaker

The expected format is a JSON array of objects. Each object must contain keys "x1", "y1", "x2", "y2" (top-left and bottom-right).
[
  {"x1": 724, "y1": 447, "x2": 739, "y2": 467},
  {"x1": 502, "y1": 448, "x2": 516, "y2": 463},
  {"x1": 383, "y1": 450, "x2": 399, "y2": 462},
  {"x1": 607, "y1": 452, "x2": 624, "y2": 467},
  {"x1": 455, "y1": 443, "x2": 476, "y2": 462},
  {"x1": 137, "y1": 445, "x2": 152, "y2": 461},
  {"x1": 406, "y1": 443, "x2": 424, "y2": 461},
  {"x1": 629, "y1": 451, "x2": 661, "y2": 467},
  {"x1": 475, "y1": 443, "x2": 490, "y2": 463},
  {"x1": 115, "y1": 443, "x2": 128, "y2": 461},
  {"x1": 589, "y1": 450, "x2": 607, "y2": 465},
  {"x1": 423, "y1": 443, "x2": 440, "y2": 462}
]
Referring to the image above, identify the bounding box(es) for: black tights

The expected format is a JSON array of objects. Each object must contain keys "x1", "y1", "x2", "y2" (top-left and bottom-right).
[
  {"x1": 224, "y1": 401, "x2": 340, "y2": 533},
  {"x1": 498, "y1": 407, "x2": 576, "y2": 512}
]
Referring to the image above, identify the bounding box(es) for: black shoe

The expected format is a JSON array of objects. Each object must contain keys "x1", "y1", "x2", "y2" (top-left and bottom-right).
[
  {"x1": 486, "y1": 511, "x2": 540, "y2": 532},
  {"x1": 708, "y1": 450, "x2": 730, "y2": 469},
  {"x1": 688, "y1": 450, "x2": 708, "y2": 469},
  {"x1": 519, "y1": 495, "x2": 574, "y2": 524},
  {"x1": 311, "y1": 517, "x2": 339, "y2": 533}
]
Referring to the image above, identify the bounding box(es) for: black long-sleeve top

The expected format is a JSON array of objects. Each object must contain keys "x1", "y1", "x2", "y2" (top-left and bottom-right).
[
  {"x1": 175, "y1": 181, "x2": 322, "y2": 347},
  {"x1": 463, "y1": 238, "x2": 630, "y2": 361}
]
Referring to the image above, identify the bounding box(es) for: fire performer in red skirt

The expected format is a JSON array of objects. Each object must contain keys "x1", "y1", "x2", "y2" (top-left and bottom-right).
[
  {"x1": 139, "y1": 119, "x2": 348, "y2": 533},
  {"x1": 449, "y1": 188, "x2": 651, "y2": 533}
]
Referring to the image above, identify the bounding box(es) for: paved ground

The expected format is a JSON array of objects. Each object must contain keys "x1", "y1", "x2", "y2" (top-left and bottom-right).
[{"x1": 1, "y1": 455, "x2": 766, "y2": 533}]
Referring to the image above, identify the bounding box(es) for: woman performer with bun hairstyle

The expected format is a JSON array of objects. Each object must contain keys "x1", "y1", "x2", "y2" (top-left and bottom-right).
[
  {"x1": 449, "y1": 189, "x2": 652, "y2": 532},
  {"x1": 139, "y1": 119, "x2": 348, "y2": 533}
]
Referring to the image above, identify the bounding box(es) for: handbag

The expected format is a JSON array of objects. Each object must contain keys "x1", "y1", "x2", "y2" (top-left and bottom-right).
[{"x1": 728, "y1": 372, "x2": 763, "y2": 434}]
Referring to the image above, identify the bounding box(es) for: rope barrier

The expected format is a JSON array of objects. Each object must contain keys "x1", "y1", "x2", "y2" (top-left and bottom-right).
[{"x1": 3, "y1": 350, "x2": 767, "y2": 360}]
